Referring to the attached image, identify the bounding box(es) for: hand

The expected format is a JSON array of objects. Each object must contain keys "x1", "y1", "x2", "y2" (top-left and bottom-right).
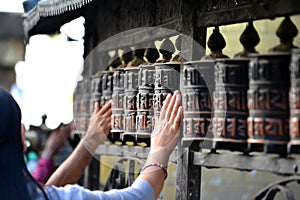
[
  {"x1": 41, "y1": 122, "x2": 74, "y2": 159},
  {"x1": 149, "y1": 90, "x2": 182, "y2": 165},
  {"x1": 83, "y1": 100, "x2": 112, "y2": 150}
]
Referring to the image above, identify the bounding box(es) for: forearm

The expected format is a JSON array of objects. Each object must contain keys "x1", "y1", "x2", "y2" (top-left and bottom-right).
[
  {"x1": 136, "y1": 149, "x2": 169, "y2": 199},
  {"x1": 45, "y1": 139, "x2": 94, "y2": 187},
  {"x1": 137, "y1": 169, "x2": 165, "y2": 199}
]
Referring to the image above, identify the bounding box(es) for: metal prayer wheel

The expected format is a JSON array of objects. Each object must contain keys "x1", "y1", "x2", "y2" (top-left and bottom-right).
[
  {"x1": 90, "y1": 73, "x2": 102, "y2": 114},
  {"x1": 289, "y1": 48, "x2": 300, "y2": 153},
  {"x1": 74, "y1": 78, "x2": 91, "y2": 135},
  {"x1": 153, "y1": 62, "x2": 180, "y2": 120},
  {"x1": 247, "y1": 53, "x2": 291, "y2": 156},
  {"x1": 82, "y1": 78, "x2": 92, "y2": 134},
  {"x1": 73, "y1": 79, "x2": 82, "y2": 135},
  {"x1": 100, "y1": 71, "x2": 114, "y2": 106},
  {"x1": 111, "y1": 69, "x2": 125, "y2": 134},
  {"x1": 123, "y1": 67, "x2": 139, "y2": 135},
  {"x1": 182, "y1": 60, "x2": 214, "y2": 145},
  {"x1": 136, "y1": 65, "x2": 155, "y2": 137},
  {"x1": 213, "y1": 59, "x2": 249, "y2": 152}
]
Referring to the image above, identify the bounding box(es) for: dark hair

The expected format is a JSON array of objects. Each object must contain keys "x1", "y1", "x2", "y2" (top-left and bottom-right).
[{"x1": 0, "y1": 88, "x2": 48, "y2": 200}]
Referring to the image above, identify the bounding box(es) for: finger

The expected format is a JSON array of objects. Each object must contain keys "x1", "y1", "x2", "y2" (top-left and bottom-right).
[
  {"x1": 102, "y1": 108, "x2": 112, "y2": 118},
  {"x1": 169, "y1": 93, "x2": 181, "y2": 122},
  {"x1": 98, "y1": 100, "x2": 112, "y2": 115},
  {"x1": 168, "y1": 130, "x2": 180, "y2": 152},
  {"x1": 94, "y1": 102, "x2": 101, "y2": 114},
  {"x1": 98, "y1": 104, "x2": 112, "y2": 116},
  {"x1": 165, "y1": 90, "x2": 179, "y2": 121},
  {"x1": 159, "y1": 93, "x2": 172, "y2": 119},
  {"x1": 105, "y1": 118, "x2": 112, "y2": 129},
  {"x1": 173, "y1": 106, "x2": 182, "y2": 131}
]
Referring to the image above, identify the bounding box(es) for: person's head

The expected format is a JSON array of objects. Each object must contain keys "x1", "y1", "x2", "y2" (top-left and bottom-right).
[{"x1": 0, "y1": 88, "x2": 47, "y2": 200}]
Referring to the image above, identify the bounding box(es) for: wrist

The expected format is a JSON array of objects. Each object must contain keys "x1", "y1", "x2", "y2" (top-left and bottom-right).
[
  {"x1": 141, "y1": 163, "x2": 168, "y2": 180},
  {"x1": 81, "y1": 136, "x2": 99, "y2": 154},
  {"x1": 147, "y1": 148, "x2": 169, "y2": 167}
]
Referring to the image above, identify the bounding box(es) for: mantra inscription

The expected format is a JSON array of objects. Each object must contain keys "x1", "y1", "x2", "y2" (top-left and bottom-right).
[
  {"x1": 138, "y1": 65, "x2": 155, "y2": 86},
  {"x1": 112, "y1": 92, "x2": 125, "y2": 110},
  {"x1": 154, "y1": 64, "x2": 180, "y2": 89},
  {"x1": 124, "y1": 94, "x2": 137, "y2": 110},
  {"x1": 183, "y1": 90, "x2": 212, "y2": 112},
  {"x1": 125, "y1": 112, "x2": 136, "y2": 132},
  {"x1": 248, "y1": 89, "x2": 288, "y2": 111},
  {"x1": 136, "y1": 89, "x2": 154, "y2": 134},
  {"x1": 213, "y1": 117, "x2": 247, "y2": 139},
  {"x1": 183, "y1": 118, "x2": 212, "y2": 138},
  {"x1": 248, "y1": 117, "x2": 289, "y2": 141},
  {"x1": 153, "y1": 90, "x2": 169, "y2": 116},
  {"x1": 214, "y1": 90, "x2": 247, "y2": 112},
  {"x1": 112, "y1": 92, "x2": 125, "y2": 131},
  {"x1": 112, "y1": 114, "x2": 123, "y2": 130},
  {"x1": 136, "y1": 113, "x2": 155, "y2": 133},
  {"x1": 137, "y1": 91, "x2": 153, "y2": 110}
]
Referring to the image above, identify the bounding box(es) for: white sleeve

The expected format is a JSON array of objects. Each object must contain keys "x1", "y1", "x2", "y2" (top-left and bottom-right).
[{"x1": 45, "y1": 180, "x2": 154, "y2": 200}]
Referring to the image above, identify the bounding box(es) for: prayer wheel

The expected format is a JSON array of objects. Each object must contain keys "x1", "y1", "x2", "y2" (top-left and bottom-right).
[
  {"x1": 74, "y1": 78, "x2": 91, "y2": 135},
  {"x1": 247, "y1": 53, "x2": 291, "y2": 156},
  {"x1": 182, "y1": 60, "x2": 214, "y2": 148},
  {"x1": 123, "y1": 67, "x2": 139, "y2": 139},
  {"x1": 100, "y1": 71, "x2": 114, "y2": 106},
  {"x1": 153, "y1": 62, "x2": 180, "y2": 121},
  {"x1": 73, "y1": 79, "x2": 82, "y2": 135},
  {"x1": 136, "y1": 65, "x2": 155, "y2": 138},
  {"x1": 213, "y1": 59, "x2": 249, "y2": 152},
  {"x1": 289, "y1": 48, "x2": 300, "y2": 153},
  {"x1": 111, "y1": 69, "x2": 125, "y2": 141},
  {"x1": 90, "y1": 73, "x2": 102, "y2": 114}
]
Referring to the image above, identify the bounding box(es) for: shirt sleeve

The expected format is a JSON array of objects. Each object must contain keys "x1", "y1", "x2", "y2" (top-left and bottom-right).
[
  {"x1": 45, "y1": 180, "x2": 154, "y2": 200},
  {"x1": 32, "y1": 158, "x2": 56, "y2": 184}
]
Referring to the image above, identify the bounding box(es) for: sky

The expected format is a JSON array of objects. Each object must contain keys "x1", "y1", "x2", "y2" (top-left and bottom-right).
[
  {"x1": 0, "y1": 0, "x2": 24, "y2": 13},
  {"x1": 1, "y1": 1, "x2": 85, "y2": 129},
  {"x1": 13, "y1": 33, "x2": 84, "y2": 129}
]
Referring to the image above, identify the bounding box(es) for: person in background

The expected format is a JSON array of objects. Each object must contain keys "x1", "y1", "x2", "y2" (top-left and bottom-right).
[
  {"x1": 0, "y1": 87, "x2": 182, "y2": 200},
  {"x1": 31, "y1": 122, "x2": 74, "y2": 184}
]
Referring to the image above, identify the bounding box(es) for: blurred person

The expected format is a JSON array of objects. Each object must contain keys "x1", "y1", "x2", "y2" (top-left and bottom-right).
[
  {"x1": 31, "y1": 122, "x2": 74, "y2": 184},
  {"x1": 0, "y1": 88, "x2": 182, "y2": 200}
]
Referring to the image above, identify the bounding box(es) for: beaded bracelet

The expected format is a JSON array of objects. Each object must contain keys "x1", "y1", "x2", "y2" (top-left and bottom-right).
[{"x1": 141, "y1": 163, "x2": 168, "y2": 179}]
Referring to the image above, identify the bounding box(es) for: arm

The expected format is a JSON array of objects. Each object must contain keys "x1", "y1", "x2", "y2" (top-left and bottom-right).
[
  {"x1": 136, "y1": 90, "x2": 182, "y2": 199},
  {"x1": 45, "y1": 92, "x2": 181, "y2": 199},
  {"x1": 45, "y1": 101, "x2": 112, "y2": 187}
]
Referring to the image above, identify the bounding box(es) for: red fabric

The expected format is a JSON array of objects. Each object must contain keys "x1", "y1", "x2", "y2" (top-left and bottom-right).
[{"x1": 32, "y1": 158, "x2": 56, "y2": 184}]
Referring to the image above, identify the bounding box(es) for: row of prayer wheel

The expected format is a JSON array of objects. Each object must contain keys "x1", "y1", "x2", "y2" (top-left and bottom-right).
[
  {"x1": 111, "y1": 63, "x2": 180, "y2": 144},
  {"x1": 74, "y1": 48, "x2": 300, "y2": 156},
  {"x1": 183, "y1": 49, "x2": 300, "y2": 156},
  {"x1": 74, "y1": 62, "x2": 180, "y2": 145}
]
